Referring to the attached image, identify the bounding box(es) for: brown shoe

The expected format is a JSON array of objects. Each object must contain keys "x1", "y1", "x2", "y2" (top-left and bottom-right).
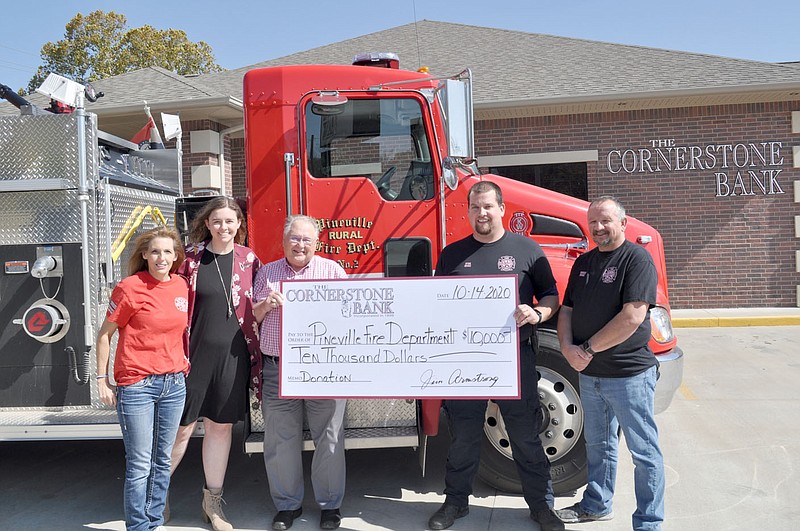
[{"x1": 202, "y1": 487, "x2": 233, "y2": 531}]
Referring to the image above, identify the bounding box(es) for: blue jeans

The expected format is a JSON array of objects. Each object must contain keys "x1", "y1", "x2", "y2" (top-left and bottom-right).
[
  {"x1": 442, "y1": 341, "x2": 554, "y2": 512},
  {"x1": 116, "y1": 373, "x2": 186, "y2": 531},
  {"x1": 579, "y1": 365, "x2": 664, "y2": 531}
]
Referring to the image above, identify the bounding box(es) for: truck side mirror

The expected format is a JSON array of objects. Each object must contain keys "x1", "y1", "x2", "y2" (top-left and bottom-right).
[
  {"x1": 442, "y1": 157, "x2": 458, "y2": 190},
  {"x1": 440, "y1": 78, "x2": 473, "y2": 159}
]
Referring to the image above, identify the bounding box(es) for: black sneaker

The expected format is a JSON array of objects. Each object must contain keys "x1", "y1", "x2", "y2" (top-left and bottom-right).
[
  {"x1": 555, "y1": 502, "x2": 614, "y2": 523},
  {"x1": 320, "y1": 508, "x2": 342, "y2": 529},
  {"x1": 428, "y1": 502, "x2": 469, "y2": 530},
  {"x1": 531, "y1": 508, "x2": 566, "y2": 531}
]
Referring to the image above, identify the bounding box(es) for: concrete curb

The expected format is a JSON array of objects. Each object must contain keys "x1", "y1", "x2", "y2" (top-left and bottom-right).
[
  {"x1": 672, "y1": 309, "x2": 800, "y2": 328},
  {"x1": 673, "y1": 316, "x2": 800, "y2": 328}
]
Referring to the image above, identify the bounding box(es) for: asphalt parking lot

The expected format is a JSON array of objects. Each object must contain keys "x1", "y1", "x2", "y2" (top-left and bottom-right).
[{"x1": 2, "y1": 325, "x2": 799, "y2": 531}]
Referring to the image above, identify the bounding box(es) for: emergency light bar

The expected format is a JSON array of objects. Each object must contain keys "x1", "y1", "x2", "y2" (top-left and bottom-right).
[
  {"x1": 36, "y1": 73, "x2": 85, "y2": 108},
  {"x1": 352, "y1": 52, "x2": 400, "y2": 69}
]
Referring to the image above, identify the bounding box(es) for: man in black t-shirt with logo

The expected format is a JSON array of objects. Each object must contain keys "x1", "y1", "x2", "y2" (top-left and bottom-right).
[
  {"x1": 555, "y1": 196, "x2": 665, "y2": 531},
  {"x1": 427, "y1": 181, "x2": 564, "y2": 531}
]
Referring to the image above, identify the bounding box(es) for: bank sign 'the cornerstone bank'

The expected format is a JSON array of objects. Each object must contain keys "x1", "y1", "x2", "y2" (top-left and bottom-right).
[{"x1": 606, "y1": 139, "x2": 786, "y2": 198}]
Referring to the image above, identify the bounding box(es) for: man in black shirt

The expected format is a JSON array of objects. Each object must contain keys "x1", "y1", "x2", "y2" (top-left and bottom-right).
[
  {"x1": 428, "y1": 181, "x2": 564, "y2": 531},
  {"x1": 555, "y1": 196, "x2": 665, "y2": 530}
]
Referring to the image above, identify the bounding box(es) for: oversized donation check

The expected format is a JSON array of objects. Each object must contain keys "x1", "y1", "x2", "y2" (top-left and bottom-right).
[{"x1": 279, "y1": 275, "x2": 520, "y2": 399}]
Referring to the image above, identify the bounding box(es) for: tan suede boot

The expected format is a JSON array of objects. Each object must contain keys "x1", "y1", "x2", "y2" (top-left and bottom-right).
[{"x1": 201, "y1": 486, "x2": 233, "y2": 531}]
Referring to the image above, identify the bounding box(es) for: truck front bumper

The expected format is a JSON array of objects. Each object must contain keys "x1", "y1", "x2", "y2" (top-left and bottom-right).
[{"x1": 654, "y1": 346, "x2": 684, "y2": 414}]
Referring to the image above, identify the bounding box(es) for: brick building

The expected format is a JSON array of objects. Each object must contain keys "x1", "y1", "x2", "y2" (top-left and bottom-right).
[
  {"x1": 476, "y1": 105, "x2": 799, "y2": 308},
  {"x1": 5, "y1": 21, "x2": 799, "y2": 308}
]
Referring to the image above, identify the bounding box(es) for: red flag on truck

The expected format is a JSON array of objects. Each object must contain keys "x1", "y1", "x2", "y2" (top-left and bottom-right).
[
  {"x1": 131, "y1": 117, "x2": 154, "y2": 145},
  {"x1": 131, "y1": 116, "x2": 165, "y2": 149}
]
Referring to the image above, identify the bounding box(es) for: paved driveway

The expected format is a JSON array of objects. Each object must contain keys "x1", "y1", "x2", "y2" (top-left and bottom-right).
[{"x1": 2, "y1": 326, "x2": 799, "y2": 530}]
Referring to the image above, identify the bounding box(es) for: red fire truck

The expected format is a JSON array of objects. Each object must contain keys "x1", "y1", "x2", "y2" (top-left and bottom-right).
[{"x1": 241, "y1": 53, "x2": 684, "y2": 494}]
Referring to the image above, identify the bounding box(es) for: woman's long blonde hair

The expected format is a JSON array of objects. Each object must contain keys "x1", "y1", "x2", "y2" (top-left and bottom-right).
[{"x1": 127, "y1": 226, "x2": 185, "y2": 277}]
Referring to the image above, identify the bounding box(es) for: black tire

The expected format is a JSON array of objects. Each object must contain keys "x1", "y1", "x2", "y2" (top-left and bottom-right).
[{"x1": 477, "y1": 330, "x2": 587, "y2": 495}]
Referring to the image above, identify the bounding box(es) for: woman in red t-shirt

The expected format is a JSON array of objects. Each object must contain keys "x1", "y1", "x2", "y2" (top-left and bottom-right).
[{"x1": 96, "y1": 227, "x2": 189, "y2": 531}]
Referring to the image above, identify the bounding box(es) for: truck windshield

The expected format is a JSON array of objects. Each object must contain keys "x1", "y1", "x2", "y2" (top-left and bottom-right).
[{"x1": 304, "y1": 97, "x2": 434, "y2": 201}]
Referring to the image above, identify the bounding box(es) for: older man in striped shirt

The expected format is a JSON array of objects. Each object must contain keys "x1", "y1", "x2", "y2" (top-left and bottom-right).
[{"x1": 253, "y1": 215, "x2": 348, "y2": 531}]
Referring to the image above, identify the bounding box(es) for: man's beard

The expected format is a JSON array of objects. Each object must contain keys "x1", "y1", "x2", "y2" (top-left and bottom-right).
[
  {"x1": 593, "y1": 234, "x2": 611, "y2": 247},
  {"x1": 474, "y1": 221, "x2": 492, "y2": 235}
]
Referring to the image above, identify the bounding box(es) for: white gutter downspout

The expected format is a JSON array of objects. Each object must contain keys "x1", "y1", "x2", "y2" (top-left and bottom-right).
[{"x1": 219, "y1": 124, "x2": 244, "y2": 197}]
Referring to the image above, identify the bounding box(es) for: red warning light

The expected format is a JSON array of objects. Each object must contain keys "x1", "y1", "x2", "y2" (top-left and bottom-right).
[
  {"x1": 23, "y1": 305, "x2": 60, "y2": 338},
  {"x1": 26, "y1": 310, "x2": 52, "y2": 334}
]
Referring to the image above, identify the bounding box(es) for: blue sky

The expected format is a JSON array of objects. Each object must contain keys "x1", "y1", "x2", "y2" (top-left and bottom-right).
[{"x1": 1, "y1": 0, "x2": 798, "y2": 93}]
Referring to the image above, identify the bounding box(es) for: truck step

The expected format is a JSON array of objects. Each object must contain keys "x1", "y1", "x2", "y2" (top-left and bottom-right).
[
  {"x1": 0, "y1": 409, "x2": 120, "y2": 440},
  {"x1": 244, "y1": 425, "x2": 419, "y2": 453}
]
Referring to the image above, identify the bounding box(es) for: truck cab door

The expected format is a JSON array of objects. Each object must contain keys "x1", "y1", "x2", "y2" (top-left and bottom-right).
[{"x1": 299, "y1": 94, "x2": 440, "y2": 276}]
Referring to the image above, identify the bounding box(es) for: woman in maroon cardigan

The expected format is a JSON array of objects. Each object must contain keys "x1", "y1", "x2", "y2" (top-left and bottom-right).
[{"x1": 169, "y1": 197, "x2": 264, "y2": 531}]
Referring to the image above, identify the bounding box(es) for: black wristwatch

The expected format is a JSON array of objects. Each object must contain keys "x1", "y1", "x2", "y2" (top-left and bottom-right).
[
  {"x1": 581, "y1": 340, "x2": 596, "y2": 356},
  {"x1": 532, "y1": 308, "x2": 543, "y2": 324}
]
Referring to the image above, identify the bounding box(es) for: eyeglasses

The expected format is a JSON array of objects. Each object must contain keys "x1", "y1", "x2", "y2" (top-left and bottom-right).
[{"x1": 289, "y1": 235, "x2": 316, "y2": 246}]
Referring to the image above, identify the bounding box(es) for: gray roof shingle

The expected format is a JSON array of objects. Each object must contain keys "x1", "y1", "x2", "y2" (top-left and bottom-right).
[
  {"x1": 4, "y1": 66, "x2": 228, "y2": 112},
  {"x1": 200, "y1": 20, "x2": 800, "y2": 104}
]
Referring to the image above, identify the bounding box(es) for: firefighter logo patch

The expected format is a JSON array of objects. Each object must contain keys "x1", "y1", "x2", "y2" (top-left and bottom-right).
[
  {"x1": 498, "y1": 255, "x2": 516, "y2": 272},
  {"x1": 602, "y1": 267, "x2": 618, "y2": 284},
  {"x1": 175, "y1": 297, "x2": 188, "y2": 313},
  {"x1": 509, "y1": 211, "x2": 531, "y2": 235}
]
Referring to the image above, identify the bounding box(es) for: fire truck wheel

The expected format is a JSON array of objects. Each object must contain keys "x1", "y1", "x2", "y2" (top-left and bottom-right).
[{"x1": 477, "y1": 330, "x2": 587, "y2": 495}]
